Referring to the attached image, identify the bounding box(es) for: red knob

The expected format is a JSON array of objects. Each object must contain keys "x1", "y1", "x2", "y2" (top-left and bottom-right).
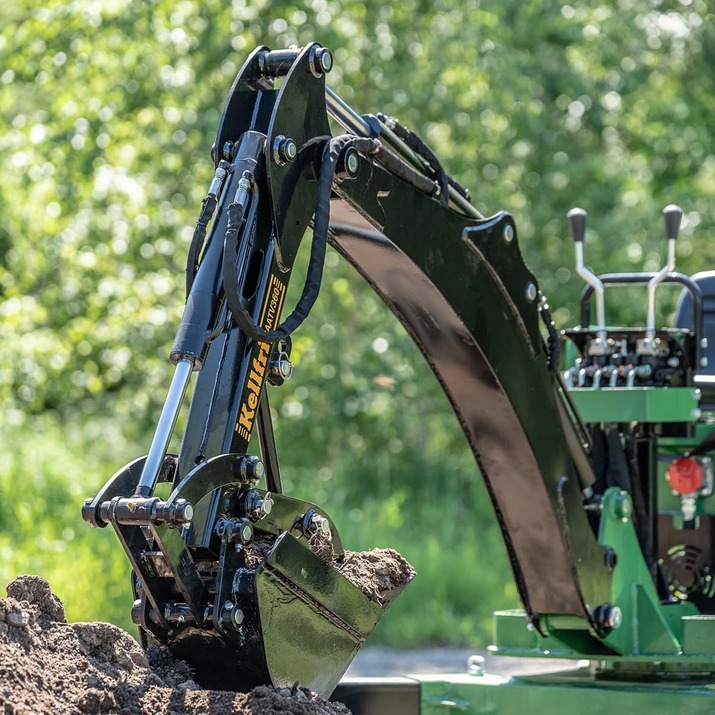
[{"x1": 667, "y1": 457, "x2": 703, "y2": 495}]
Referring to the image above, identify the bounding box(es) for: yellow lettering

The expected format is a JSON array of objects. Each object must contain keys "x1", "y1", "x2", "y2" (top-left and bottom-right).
[
  {"x1": 247, "y1": 375, "x2": 261, "y2": 394},
  {"x1": 236, "y1": 279, "x2": 286, "y2": 439},
  {"x1": 238, "y1": 403, "x2": 254, "y2": 430},
  {"x1": 253, "y1": 350, "x2": 268, "y2": 371}
]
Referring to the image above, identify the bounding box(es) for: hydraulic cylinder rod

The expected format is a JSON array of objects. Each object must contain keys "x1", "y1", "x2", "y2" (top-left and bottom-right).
[{"x1": 134, "y1": 357, "x2": 194, "y2": 497}]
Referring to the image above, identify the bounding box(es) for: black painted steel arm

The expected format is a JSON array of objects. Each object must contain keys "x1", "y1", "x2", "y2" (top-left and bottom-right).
[
  {"x1": 195, "y1": 42, "x2": 613, "y2": 628},
  {"x1": 324, "y1": 187, "x2": 612, "y2": 624},
  {"x1": 241, "y1": 46, "x2": 614, "y2": 628},
  {"x1": 84, "y1": 44, "x2": 620, "y2": 693}
]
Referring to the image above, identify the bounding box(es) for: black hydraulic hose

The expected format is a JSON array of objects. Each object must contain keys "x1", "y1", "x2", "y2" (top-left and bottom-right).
[
  {"x1": 687, "y1": 430, "x2": 715, "y2": 457},
  {"x1": 625, "y1": 428, "x2": 656, "y2": 569},
  {"x1": 538, "y1": 294, "x2": 561, "y2": 378},
  {"x1": 223, "y1": 134, "x2": 379, "y2": 343},
  {"x1": 447, "y1": 174, "x2": 471, "y2": 203},
  {"x1": 185, "y1": 195, "x2": 218, "y2": 297},
  {"x1": 377, "y1": 112, "x2": 448, "y2": 207},
  {"x1": 376, "y1": 112, "x2": 472, "y2": 207},
  {"x1": 373, "y1": 144, "x2": 440, "y2": 198}
]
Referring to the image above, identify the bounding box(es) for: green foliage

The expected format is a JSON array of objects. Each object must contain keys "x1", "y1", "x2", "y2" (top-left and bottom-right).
[
  {"x1": 0, "y1": 0, "x2": 713, "y2": 649},
  {"x1": 0, "y1": 415, "x2": 135, "y2": 630}
]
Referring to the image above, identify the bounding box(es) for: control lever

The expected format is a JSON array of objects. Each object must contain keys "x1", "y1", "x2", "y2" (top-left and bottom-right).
[
  {"x1": 568, "y1": 208, "x2": 607, "y2": 353},
  {"x1": 645, "y1": 204, "x2": 682, "y2": 342}
]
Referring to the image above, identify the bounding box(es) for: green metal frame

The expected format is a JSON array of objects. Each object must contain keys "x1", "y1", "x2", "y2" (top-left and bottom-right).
[
  {"x1": 491, "y1": 488, "x2": 715, "y2": 671},
  {"x1": 568, "y1": 387, "x2": 701, "y2": 424},
  {"x1": 419, "y1": 671, "x2": 715, "y2": 714}
]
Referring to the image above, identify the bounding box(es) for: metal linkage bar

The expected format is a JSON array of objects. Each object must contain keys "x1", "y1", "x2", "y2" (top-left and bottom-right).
[
  {"x1": 134, "y1": 357, "x2": 195, "y2": 497},
  {"x1": 325, "y1": 87, "x2": 482, "y2": 220}
]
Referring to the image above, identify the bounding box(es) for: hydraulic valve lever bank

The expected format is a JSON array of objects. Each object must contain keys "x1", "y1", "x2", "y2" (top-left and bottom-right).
[{"x1": 82, "y1": 43, "x2": 715, "y2": 714}]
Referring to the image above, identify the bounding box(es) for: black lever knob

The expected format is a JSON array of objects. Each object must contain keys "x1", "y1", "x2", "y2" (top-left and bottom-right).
[
  {"x1": 567, "y1": 207, "x2": 587, "y2": 243},
  {"x1": 663, "y1": 204, "x2": 683, "y2": 240}
]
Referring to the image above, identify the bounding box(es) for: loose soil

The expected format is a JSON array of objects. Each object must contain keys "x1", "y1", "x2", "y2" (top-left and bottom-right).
[
  {"x1": 0, "y1": 575, "x2": 350, "y2": 715},
  {"x1": 307, "y1": 532, "x2": 416, "y2": 605},
  {"x1": 0, "y1": 547, "x2": 414, "y2": 714},
  {"x1": 336, "y1": 549, "x2": 415, "y2": 605}
]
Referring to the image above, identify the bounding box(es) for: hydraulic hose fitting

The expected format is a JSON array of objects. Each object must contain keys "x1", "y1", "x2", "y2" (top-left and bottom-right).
[{"x1": 208, "y1": 161, "x2": 231, "y2": 199}]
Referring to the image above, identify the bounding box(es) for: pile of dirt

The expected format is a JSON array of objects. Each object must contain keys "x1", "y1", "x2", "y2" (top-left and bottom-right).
[
  {"x1": 0, "y1": 540, "x2": 415, "y2": 714},
  {"x1": 307, "y1": 532, "x2": 416, "y2": 605},
  {"x1": 0, "y1": 575, "x2": 351, "y2": 715}
]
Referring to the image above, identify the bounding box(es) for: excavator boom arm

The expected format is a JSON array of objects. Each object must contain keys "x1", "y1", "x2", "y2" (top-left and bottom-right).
[{"x1": 85, "y1": 43, "x2": 702, "y2": 696}]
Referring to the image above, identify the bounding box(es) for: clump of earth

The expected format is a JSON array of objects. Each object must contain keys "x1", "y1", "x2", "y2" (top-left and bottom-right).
[
  {"x1": 246, "y1": 532, "x2": 415, "y2": 606},
  {"x1": 0, "y1": 545, "x2": 414, "y2": 714},
  {"x1": 306, "y1": 532, "x2": 416, "y2": 605}
]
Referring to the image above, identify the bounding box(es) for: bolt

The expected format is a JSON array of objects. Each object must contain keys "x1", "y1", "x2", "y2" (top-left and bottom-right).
[
  {"x1": 346, "y1": 151, "x2": 359, "y2": 175},
  {"x1": 467, "y1": 655, "x2": 486, "y2": 676},
  {"x1": 236, "y1": 456, "x2": 265, "y2": 484},
  {"x1": 605, "y1": 605, "x2": 622, "y2": 630},
  {"x1": 130, "y1": 599, "x2": 142, "y2": 625},
  {"x1": 241, "y1": 489, "x2": 274, "y2": 521},
  {"x1": 613, "y1": 491, "x2": 632, "y2": 521},
  {"x1": 604, "y1": 547, "x2": 618, "y2": 571},
  {"x1": 503, "y1": 224, "x2": 514, "y2": 243},
  {"x1": 593, "y1": 603, "x2": 622, "y2": 631},
  {"x1": 302, "y1": 509, "x2": 331, "y2": 539},
  {"x1": 223, "y1": 141, "x2": 235, "y2": 161},
  {"x1": 525, "y1": 282, "x2": 537, "y2": 302},
  {"x1": 269, "y1": 355, "x2": 294, "y2": 383},
  {"x1": 682, "y1": 495, "x2": 697, "y2": 522},
  {"x1": 308, "y1": 46, "x2": 333, "y2": 77},
  {"x1": 311, "y1": 514, "x2": 330, "y2": 536},
  {"x1": 272, "y1": 135, "x2": 297, "y2": 165},
  {"x1": 231, "y1": 607, "x2": 245, "y2": 628},
  {"x1": 336, "y1": 146, "x2": 360, "y2": 179},
  {"x1": 153, "y1": 498, "x2": 194, "y2": 526},
  {"x1": 240, "y1": 521, "x2": 253, "y2": 544},
  {"x1": 261, "y1": 492, "x2": 274, "y2": 517},
  {"x1": 173, "y1": 499, "x2": 193, "y2": 524},
  {"x1": 701, "y1": 337, "x2": 709, "y2": 349},
  {"x1": 219, "y1": 600, "x2": 237, "y2": 630}
]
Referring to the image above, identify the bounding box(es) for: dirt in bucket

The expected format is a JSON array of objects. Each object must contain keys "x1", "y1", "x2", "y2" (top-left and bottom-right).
[{"x1": 307, "y1": 531, "x2": 416, "y2": 605}]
